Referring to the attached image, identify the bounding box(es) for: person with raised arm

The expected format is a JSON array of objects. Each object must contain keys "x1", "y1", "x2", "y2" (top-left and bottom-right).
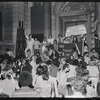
[{"x1": 25, "y1": 32, "x2": 34, "y2": 57}]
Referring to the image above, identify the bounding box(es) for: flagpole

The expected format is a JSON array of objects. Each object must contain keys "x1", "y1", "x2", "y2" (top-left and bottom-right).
[{"x1": 82, "y1": 37, "x2": 84, "y2": 56}]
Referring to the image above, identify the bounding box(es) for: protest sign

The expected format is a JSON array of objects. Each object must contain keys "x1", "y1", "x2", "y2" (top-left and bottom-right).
[
  {"x1": 66, "y1": 24, "x2": 87, "y2": 37},
  {"x1": 58, "y1": 41, "x2": 83, "y2": 57}
]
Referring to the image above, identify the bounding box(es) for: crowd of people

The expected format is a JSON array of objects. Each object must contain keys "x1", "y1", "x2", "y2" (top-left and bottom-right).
[{"x1": 0, "y1": 33, "x2": 100, "y2": 98}]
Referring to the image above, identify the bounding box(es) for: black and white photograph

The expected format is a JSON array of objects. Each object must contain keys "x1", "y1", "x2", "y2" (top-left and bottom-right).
[{"x1": 0, "y1": 2, "x2": 100, "y2": 98}]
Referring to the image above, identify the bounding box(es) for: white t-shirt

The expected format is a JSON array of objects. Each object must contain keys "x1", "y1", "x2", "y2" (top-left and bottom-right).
[
  {"x1": 86, "y1": 65, "x2": 99, "y2": 77},
  {"x1": 67, "y1": 65, "x2": 77, "y2": 78},
  {"x1": 84, "y1": 56, "x2": 90, "y2": 65},
  {"x1": 47, "y1": 38, "x2": 54, "y2": 44},
  {"x1": 27, "y1": 38, "x2": 34, "y2": 49},
  {"x1": 34, "y1": 41, "x2": 41, "y2": 49},
  {"x1": 57, "y1": 71, "x2": 68, "y2": 85}
]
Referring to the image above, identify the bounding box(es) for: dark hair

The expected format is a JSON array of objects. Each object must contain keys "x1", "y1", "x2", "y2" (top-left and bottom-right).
[
  {"x1": 6, "y1": 48, "x2": 10, "y2": 51},
  {"x1": 29, "y1": 34, "x2": 32, "y2": 36},
  {"x1": 36, "y1": 65, "x2": 44, "y2": 75},
  {"x1": 62, "y1": 63, "x2": 69, "y2": 70},
  {"x1": 72, "y1": 47, "x2": 76, "y2": 52},
  {"x1": 58, "y1": 34, "x2": 61, "y2": 37},
  {"x1": 36, "y1": 57, "x2": 42, "y2": 64},
  {"x1": 81, "y1": 70, "x2": 89, "y2": 77},
  {"x1": 91, "y1": 48, "x2": 95, "y2": 52},
  {"x1": 42, "y1": 65, "x2": 49, "y2": 80},
  {"x1": 54, "y1": 39, "x2": 57, "y2": 43},
  {"x1": 73, "y1": 59, "x2": 79, "y2": 66},
  {"x1": 84, "y1": 52, "x2": 88, "y2": 56},
  {"x1": 66, "y1": 59, "x2": 70, "y2": 64},
  {"x1": 46, "y1": 60, "x2": 52, "y2": 65},
  {"x1": 36, "y1": 64, "x2": 49, "y2": 80},
  {"x1": 27, "y1": 49, "x2": 31, "y2": 52},
  {"x1": 6, "y1": 74, "x2": 12, "y2": 80},
  {"x1": 18, "y1": 71, "x2": 32, "y2": 87}
]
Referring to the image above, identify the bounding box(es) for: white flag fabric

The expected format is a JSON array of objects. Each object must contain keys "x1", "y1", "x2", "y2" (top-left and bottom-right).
[{"x1": 66, "y1": 24, "x2": 87, "y2": 37}]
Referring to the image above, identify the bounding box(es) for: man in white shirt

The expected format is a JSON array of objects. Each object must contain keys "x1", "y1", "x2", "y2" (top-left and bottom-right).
[
  {"x1": 25, "y1": 34, "x2": 34, "y2": 57},
  {"x1": 47, "y1": 34, "x2": 54, "y2": 45},
  {"x1": 86, "y1": 61, "x2": 99, "y2": 93}
]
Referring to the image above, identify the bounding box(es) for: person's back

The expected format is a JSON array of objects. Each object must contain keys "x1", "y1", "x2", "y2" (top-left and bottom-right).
[
  {"x1": 12, "y1": 71, "x2": 40, "y2": 97},
  {"x1": 22, "y1": 61, "x2": 32, "y2": 73}
]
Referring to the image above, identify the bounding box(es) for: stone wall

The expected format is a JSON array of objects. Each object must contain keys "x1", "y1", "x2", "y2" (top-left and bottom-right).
[{"x1": 0, "y1": 2, "x2": 32, "y2": 55}]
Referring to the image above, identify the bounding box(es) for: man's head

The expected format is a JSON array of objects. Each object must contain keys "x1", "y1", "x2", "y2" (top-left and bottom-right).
[
  {"x1": 26, "y1": 49, "x2": 31, "y2": 58},
  {"x1": 28, "y1": 34, "x2": 32, "y2": 40},
  {"x1": 62, "y1": 63, "x2": 70, "y2": 73},
  {"x1": 18, "y1": 71, "x2": 32, "y2": 87},
  {"x1": 91, "y1": 48, "x2": 95, "y2": 53},
  {"x1": 35, "y1": 38, "x2": 37, "y2": 41},
  {"x1": 49, "y1": 34, "x2": 52, "y2": 38},
  {"x1": 84, "y1": 52, "x2": 89, "y2": 57}
]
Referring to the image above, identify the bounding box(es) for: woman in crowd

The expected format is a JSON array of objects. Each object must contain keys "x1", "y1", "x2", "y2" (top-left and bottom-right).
[
  {"x1": 57, "y1": 63, "x2": 70, "y2": 97},
  {"x1": 33, "y1": 64, "x2": 58, "y2": 97}
]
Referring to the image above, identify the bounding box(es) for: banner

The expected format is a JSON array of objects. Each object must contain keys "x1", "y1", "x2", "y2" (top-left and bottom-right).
[
  {"x1": 58, "y1": 41, "x2": 83, "y2": 57},
  {"x1": 66, "y1": 24, "x2": 87, "y2": 37}
]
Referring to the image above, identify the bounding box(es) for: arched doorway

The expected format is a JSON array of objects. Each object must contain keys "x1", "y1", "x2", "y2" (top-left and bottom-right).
[{"x1": 53, "y1": 2, "x2": 95, "y2": 51}]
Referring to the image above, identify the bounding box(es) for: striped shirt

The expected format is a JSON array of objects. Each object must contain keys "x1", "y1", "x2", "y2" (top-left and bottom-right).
[{"x1": 12, "y1": 87, "x2": 40, "y2": 97}]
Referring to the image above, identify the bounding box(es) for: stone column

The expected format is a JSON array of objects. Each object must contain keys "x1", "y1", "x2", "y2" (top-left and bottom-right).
[
  {"x1": 96, "y1": 2, "x2": 100, "y2": 38},
  {"x1": 55, "y1": 15, "x2": 60, "y2": 39},
  {"x1": 87, "y1": 13, "x2": 92, "y2": 52},
  {"x1": 44, "y1": 2, "x2": 51, "y2": 39}
]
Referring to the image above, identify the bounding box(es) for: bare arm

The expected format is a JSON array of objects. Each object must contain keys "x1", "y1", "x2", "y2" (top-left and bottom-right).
[{"x1": 25, "y1": 32, "x2": 28, "y2": 40}]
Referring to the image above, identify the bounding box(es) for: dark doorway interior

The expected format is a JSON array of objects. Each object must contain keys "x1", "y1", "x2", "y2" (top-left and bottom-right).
[
  {"x1": 31, "y1": 3, "x2": 44, "y2": 42},
  {"x1": 32, "y1": 34, "x2": 44, "y2": 43},
  {"x1": 0, "y1": 11, "x2": 3, "y2": 41}
]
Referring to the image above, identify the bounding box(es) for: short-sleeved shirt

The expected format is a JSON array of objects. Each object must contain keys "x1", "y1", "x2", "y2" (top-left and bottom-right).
[
  {"x1": 86, "y1": 65, "x2": 99, "y2": 77},
  {"x1": 12, "y1": 87, "x2": 40, "y2": 97},
  {"x1": 27, "y1": 38, "x2": 34, "y2": 49},
  {"x1": 34, "y1": 41, "x2": 41, "y2": 49},
  {"x1": 47, "y1": 38, "x2": 54, "y2": 44}
]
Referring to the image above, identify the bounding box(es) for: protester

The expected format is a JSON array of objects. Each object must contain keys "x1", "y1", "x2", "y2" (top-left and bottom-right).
[
  {"x1": 84, "y1": 52, "x2": 90, "y2": 65},
  {"x1": 47, "y1": 34, "x2": 54, "y2": 45},
  {"x1": 0, "y1": 32, "x2": 100, "y2": 98},
  {"x1": 25, "y1": 34, "x2": 34, "y2": 57},
  {"x1": 89, "y1": 48, "x2": 99, "y2": 59},
  {"x1": 41, "y1": 37, "x2": 48, "y2": 53},
  {"x1": 33, "y1": 38, "x2": 41, "y2": 55}
]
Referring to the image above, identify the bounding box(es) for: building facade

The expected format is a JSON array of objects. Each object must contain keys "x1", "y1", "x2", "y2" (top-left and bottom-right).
[{"x1": 0, "y1": 2, "x2": 99, "y2": 55}]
